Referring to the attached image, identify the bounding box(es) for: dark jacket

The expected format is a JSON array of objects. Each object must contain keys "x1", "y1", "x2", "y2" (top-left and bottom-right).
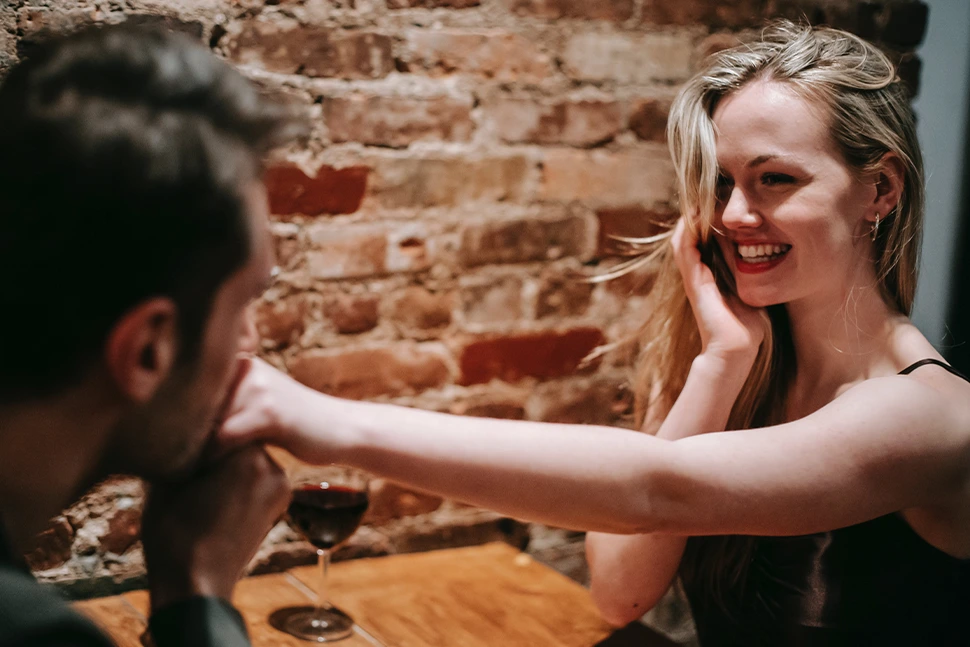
[{"x1": 0, "y1": 521, "x2": 249, "y2": 647}]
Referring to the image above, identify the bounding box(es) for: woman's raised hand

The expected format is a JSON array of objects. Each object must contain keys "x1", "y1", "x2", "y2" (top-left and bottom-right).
[
  {"x1": 671, "y1": 216, "x2": 768, "y2": 362},
  {"x1": 215, "y1": 356, "x2": 337, "y2": 465}
]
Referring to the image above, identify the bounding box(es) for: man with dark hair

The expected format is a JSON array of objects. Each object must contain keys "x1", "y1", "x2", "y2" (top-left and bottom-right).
[{"x1": 0, "y1": 22, "x2": 304, "y2": 646}]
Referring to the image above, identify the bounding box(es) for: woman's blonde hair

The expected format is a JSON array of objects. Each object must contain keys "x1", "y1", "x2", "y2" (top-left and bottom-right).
[{"x1": 624, "y1": 19, "x2": 924, "y2": 596}]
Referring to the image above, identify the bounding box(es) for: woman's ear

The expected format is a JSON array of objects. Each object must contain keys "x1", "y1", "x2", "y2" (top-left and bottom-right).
[
  {"x1": 105, "y1": 298, "x2": 178, "y2": 403},
  {"x1": 868, "y1": 152, "x2": 906, "y2": 223}
]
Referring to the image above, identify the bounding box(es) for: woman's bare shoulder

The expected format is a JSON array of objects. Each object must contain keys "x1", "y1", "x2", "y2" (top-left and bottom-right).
[
  {"x1": 890, "y1": 353, "x2": 970, "y2": 556},
  {"x1": 893, "y1": 357, "x2": 970, "y2": 428},
  {"x1": 887, "y1": 323, "x2": 970, "y2": 413}
]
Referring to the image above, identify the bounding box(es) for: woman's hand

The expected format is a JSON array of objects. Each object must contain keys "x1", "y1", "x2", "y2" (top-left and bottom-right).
[
  {"x1": 671, "y1": 216, "x2": 768, "y2": 362},
  {"x1": 215, "y1": 356, "x2": 338, "y2": 465}
]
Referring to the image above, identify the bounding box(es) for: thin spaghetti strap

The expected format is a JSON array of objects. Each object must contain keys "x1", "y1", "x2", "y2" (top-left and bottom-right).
[{"x1": 898, "y1": 358, "x2": 970, "y2": 382}]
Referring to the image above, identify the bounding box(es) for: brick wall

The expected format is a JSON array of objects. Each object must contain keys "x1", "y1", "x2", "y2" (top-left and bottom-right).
[{"x1": 3, "y1": 0, "x2": 927, "y2": 599}]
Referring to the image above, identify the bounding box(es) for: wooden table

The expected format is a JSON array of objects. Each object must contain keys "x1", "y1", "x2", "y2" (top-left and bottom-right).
[{"x1": 75, "y1": 542, "x2": 677, "y2": 646}]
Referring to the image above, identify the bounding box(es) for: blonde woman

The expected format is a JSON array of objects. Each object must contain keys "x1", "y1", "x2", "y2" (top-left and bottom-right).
[{"x1": 221, "y1": 22, "x2": 970, "y2": 644}]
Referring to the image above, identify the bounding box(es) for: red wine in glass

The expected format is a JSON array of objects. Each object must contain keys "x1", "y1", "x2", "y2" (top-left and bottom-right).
[
  {"x1": 288, "y1": 484, "x2": 369, "y2": 550},
  {"x1": 279, "y1": 467, "x2": 370, "y2": 643}
]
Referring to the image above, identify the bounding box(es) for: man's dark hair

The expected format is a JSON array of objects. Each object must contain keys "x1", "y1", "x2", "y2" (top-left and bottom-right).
[{"x1": 0, "y1": 23, "x2": 302, "y2": 403}]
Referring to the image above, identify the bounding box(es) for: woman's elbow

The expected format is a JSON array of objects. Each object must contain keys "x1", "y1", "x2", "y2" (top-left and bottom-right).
[{"x1": 590, "y1": 584, "x2": 653, "y2": 627}]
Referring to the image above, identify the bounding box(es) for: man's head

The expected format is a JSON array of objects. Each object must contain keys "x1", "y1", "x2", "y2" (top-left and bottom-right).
[{"x1": 0, "y1": 24, "x2": 301, "y2": 477}]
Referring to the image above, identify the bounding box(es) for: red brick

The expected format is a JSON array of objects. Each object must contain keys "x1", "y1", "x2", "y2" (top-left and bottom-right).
[
  {"x1": 271, "y1": 222, "x2": 301, "y2": 262},
  {"x1": 388, "y1": 225, "x2": 435, "y2": 275},
  {"x1": 593, "y1": 206, "x2": 673, "y2": 296},
  {"x1": 536, "y1": 272, "x2": 594, "y2": 319},
  {"x1": 24, "y1": 516, "x2": 74, "y2": 571},
  {"x1": 596, "y1": 206, "x2": 675, "y2": 257},
  {"x1": 539, "y1": 149, "x2": 675, "y2": 207},
  {"x1": 325, "y1": 94, "x2": 474, "y2": 148},
  {"x1": 461, "y1": 276, "x2": 524, "y2": 324},
  {"x1": 324, "y1": 293, "x2": 380, "y2": 334},
  {"x1": 264, "y1": 164, "x2": 368, "y2": 217},
  {"x1": 602, "y1": 262, "x2": 658, "y2": 297},
  {"x1": 305, "y1": 224, "x2": 388, "y2": 280},
  {"x1": 17, "y1": 8, "x2": 89, "y2": 41},
  {"x1": 458, "y1": 328, "x2": 605, "y2": 385},
  {"x1": 369, "y1": 155, "x2": 531, "y2": 208},
  {"x1": 389, "y1": 0, "x2": 480, "y2": 7},
  {"x1": 253, "y1": 294, "x2": 311, "y2": 347},
  {"x1": 527, "y1": 376, "x2": 633, "y2": 426},
  {"x1": 365, "y1": 481, "x2": 443, "y2": 524},
  {"x1": 404, "y1": 30, "x2": 553, "y2": 82},
  {"x1": 488, "y1": 98, "x2": 623, "y2": 147},
  {"x1": 460, "y1": 214, "x2": 594, "y2": 267},
  {"x1": 101, "y1": 508, "x2": 141, "y2": 555},
  {"x1": 17, "y1": 8, "x2": 144, "y2": 63},
  {"x1": 64, "y1": 478, "x2": 144, "y2": 527},
  {"x1": 562, "y1": 32, "x2": 692, "y2": 84},
  {"x1": 273, "y1": 231, "x2": 302, "y2": 271},
  {"x1": 389, "y1": 286, "x2": 454, "y2": 330},
  {"x1": 641, "y1": 0, "x2": 766, "y2": 28},
  {"x1": 228, "y1": 22, "x2": 393, "y2": 79},
  {"x1": 628, "y1": 97, "x2": 671, "y2": 143},
  {"x1": 696, "y1": 32, "x2": 744, "y2": 62},
  {"x1": 288, "y1": 343, "x2": 453, "y2": 399},
  {"x1": 506, "y1": 0, "x2": 635, "y2": 22},
  {"x1": 123, "y1": 13, "x2": 205, "y2": 39}
]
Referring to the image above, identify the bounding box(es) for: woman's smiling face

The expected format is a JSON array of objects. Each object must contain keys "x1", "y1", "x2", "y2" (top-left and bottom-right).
[{"x1": 710, "y1": 79, "x2": 877, "y2": 308}]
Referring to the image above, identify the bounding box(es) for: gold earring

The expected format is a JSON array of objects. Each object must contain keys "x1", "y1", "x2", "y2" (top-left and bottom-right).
[{"x1": 871, "y1": 212, "x2": 880, "y2": 241}]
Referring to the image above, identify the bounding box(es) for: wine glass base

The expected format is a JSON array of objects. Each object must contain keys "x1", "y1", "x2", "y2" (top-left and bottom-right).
[{"x1": 273, "y1": 605, "x2": 355, "y2": 642}]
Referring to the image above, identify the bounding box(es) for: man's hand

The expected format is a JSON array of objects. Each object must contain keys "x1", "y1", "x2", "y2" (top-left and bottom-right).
[{"x1": 141, "y1": 446, "x2": 290, "y2": 612}]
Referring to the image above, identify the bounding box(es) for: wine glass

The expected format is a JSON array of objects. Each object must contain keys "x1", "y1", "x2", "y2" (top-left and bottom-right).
[{"x1": 281, "y1": 464, "x2": 370, "y2": 642}]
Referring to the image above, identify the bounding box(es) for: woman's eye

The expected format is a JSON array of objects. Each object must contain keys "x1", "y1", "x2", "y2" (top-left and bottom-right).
[
  {"x1": 715, "y1": 175, "x2": 734, "y2": 200},
  {"x1": 761, "y1": 173, "x2": 794, "y2": 186}
]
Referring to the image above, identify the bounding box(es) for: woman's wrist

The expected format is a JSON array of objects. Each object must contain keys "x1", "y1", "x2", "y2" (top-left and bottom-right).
[
  {"x1": 693, "y1": 349, "x2": 757, "y2": 384},
  {"x1": 655, "y1": 352, "x2": 755, "y2": 440},
  {"x1": 286, "y1": 385, "x2": 360, "y2": 465}
]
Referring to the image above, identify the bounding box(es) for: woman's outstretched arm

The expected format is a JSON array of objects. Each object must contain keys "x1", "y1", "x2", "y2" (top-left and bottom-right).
[{"x1": 220, "y1": 357, "x2": 970, "y2": 537}]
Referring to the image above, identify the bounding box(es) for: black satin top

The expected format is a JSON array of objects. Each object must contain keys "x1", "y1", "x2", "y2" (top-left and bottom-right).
[{"x1": 682, "y1": 359, "x2": 970, "y2": 646}]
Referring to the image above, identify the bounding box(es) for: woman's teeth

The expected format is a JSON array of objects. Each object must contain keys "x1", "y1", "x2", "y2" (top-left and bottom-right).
[{"x1": 737, "y1": 243, "x2": 791, "y2": 263}]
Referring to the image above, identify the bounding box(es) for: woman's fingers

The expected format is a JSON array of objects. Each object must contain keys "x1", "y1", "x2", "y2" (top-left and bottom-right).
[
  {"x1": 670, "y1": 215, "x2": 766, "y2": 355},
  {"x1": 217, "y1": 409, "x2": 270, "y2": 454},
  {"x1": 212, "y1": 357, "x2": 288, "y2": 457},
  {"x1": 672, "y1": 215, "x2": 717, "y2": 305}
]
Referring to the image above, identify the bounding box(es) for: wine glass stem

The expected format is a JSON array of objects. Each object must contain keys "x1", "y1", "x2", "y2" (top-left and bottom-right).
[{"x1": 317, "y1": 549, "x2": 331, "y2": 612}]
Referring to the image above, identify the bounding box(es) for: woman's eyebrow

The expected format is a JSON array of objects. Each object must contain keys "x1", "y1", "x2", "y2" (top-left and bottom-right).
[{"x1": 747, "y1": 154, "x2": 781, "y2": 168}]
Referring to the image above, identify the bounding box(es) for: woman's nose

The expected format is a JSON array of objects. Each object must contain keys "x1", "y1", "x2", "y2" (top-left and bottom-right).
[{"x1": 719, "y1": 187, "x2": 763, "y2": 230}]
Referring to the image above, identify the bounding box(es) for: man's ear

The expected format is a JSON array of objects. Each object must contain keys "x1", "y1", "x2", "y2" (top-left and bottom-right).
[
  {"x1": 105, "y1": 298, "x2": 178, "y2": 403},
  {"x1": 868, "y1": 152, "x2": 906, "y2": 223}
]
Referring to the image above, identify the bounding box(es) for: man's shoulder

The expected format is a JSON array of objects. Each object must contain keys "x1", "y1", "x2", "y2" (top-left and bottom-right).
[{"x1": 0, "y1": 564, "x2": 112, "y2": 647}]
